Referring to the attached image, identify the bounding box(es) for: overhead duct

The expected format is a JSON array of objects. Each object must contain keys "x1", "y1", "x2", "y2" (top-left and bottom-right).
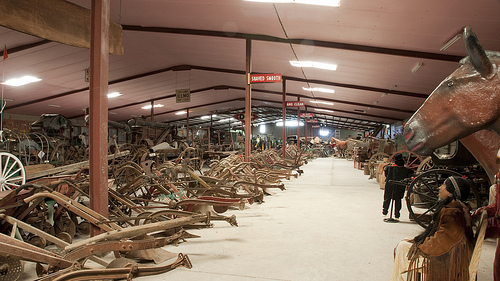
[
  {"x1": 108, "y1": 120, "x2": 131, "y2": 134},
  {"x1": 127, "y1": 118, "x2": 172, "y2": 129}
]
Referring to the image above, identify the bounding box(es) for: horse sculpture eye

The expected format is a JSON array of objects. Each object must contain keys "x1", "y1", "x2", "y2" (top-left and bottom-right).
[{"x1": 447, "y1": 80, "x2": 454, "y2": 87}]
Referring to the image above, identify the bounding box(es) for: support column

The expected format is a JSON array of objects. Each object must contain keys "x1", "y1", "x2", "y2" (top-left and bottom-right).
[
  {"x1": 296, "y1": 97, "x2": 300, "y2": 150},
  {"x1": 282, "y1": 79, "x2": 286, "y2": 158},
  {"x1": 299, "y1": 106, "x2": 308, "y2": 145},
  {"x1": 89, "y1": 0, "x2": 109, "y2": 236},
  {"x1": 244, "y1": 39, "x2": 252, "y2": 161},
  {"x1": 186, "y1": 108, "x2": 190, "y2": 143}
]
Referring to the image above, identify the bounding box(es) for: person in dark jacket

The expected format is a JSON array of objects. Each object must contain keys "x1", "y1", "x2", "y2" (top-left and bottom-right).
[{"x1": 382, "y1": 154, "x2": 413, "y2": 219}]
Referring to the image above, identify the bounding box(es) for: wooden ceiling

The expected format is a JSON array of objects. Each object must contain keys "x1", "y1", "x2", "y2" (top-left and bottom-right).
[{"x1": 1, "y1": 0, "x2": 499, "y2": 132}]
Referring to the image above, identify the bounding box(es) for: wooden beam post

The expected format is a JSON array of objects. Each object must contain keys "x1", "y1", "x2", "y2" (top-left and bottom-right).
[
  {"x1": 89, "y1": 0, "x2": 110, "y2": 236},
  {"x1": 244, "y1": 39, "x2": 252, "y2": 161}
]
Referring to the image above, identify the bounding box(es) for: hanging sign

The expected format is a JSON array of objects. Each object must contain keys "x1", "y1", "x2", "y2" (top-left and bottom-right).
[
  {"x1": 250, "y1": 73, "x2": 282, "y2": 83},
  {"x1": 233, "y1": 112, "x2": 259, "y2": 122},
  {"x1": 285, "y1": 101, "x2": 305, "y2": 107},
  {"x1": 306, "y1": 119, "x2": 319, "y2": 123},
  {"x1": 311, "y1": 125, "x2": 321, "y2": 128},
  {"x1": 176, "y1": 89, "x2": 191, "y2": 103},
  {"x1": 299, "y1": 113, "x2": 314, "y2": 118},
  {"x1": 84, "y1": 68, "x2": 90, "y2": 82}
]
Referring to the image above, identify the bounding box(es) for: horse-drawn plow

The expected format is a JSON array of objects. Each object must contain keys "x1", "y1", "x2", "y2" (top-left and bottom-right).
[{"x1": 0, "y1": 118, "x2": 308, "y2": 281}]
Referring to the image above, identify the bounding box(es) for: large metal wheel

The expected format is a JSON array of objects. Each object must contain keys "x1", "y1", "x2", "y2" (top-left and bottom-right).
[
  {"x1": 405, "y1": 169, "x2": 480, "y2": 228},
  {"x1": 0, "y1": 152, "x2": 26, "y2": 191}
]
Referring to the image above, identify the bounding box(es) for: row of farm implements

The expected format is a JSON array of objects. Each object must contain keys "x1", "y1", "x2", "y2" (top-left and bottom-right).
[{"x1": 0, "y1": 141, "x2": 309, "y2": 280}]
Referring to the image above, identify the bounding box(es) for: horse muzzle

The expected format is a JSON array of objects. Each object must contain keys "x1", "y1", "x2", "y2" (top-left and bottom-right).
[{"x1": 403, "y1": 123, "x2": 434, "y2": 156}]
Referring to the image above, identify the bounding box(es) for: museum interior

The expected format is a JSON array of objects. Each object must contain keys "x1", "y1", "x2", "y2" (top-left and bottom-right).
[{"x1": 0, "y1": 0, "x2": 498, "y2": 280}]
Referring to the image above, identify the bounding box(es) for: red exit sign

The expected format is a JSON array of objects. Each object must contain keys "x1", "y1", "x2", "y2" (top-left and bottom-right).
[
  {"x1": 286, "y1": 101, "x2": 305, "y2": 107},
  {"x1": 250, "y1": 73, "x2": 282, "y2": 83}
]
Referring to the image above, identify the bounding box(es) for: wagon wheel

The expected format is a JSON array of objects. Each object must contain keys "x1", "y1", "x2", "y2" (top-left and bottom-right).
[
  {"x1": 112, "y1": 143, "x2": 139, "y2": 171},
  {"x1": 344, "y1": 149, "x2": 354, "y2": 161},
  {"x1": 405, "y1": 169, "x2": 481, "y2": 228},
  {"x1": 49, "y1": 143, "x2": 79, "y2": 165},
  {"x1": 0, "y1": 152, "x2": 26, "y2": 191},
  {"x1": 389, "y1": 150, "x2": 423, "y2": 171},
  {"x1": 113, "y1": 164, "x2": 144, "y2": 190},
  {"x1": 416, "y1": 156, "x2": 434, "y2": 173},
  {"x1": 367, "y1": 152, "x2": 390, "y2": 180}
]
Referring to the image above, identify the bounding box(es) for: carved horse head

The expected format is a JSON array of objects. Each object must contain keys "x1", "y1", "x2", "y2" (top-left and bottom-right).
[{"x1": 404, "y1": 27, "x2": 500, "y2": 155}]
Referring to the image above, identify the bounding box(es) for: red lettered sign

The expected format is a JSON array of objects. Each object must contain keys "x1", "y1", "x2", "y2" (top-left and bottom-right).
[
  {"x1": 250, "y1": 73, "x2": 282, "y2": 83},
  {"x1": 285, "y1": 101, "x2": 305, "y2": 107},
  {"x1": 311, "y1": 125, "x2": 321, "y2": 128},
  {"x1": 233, "y1": 112, "x2": 259, "y2": 122},
  {"x1": 306, "y1": 119, "x2": 319, "y2": 123},
  {"x1": 299, "y1": 113, "x2": 314, "y2": 118}
]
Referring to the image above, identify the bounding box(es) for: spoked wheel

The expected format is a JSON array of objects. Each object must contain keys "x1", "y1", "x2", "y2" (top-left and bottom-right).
[
  {"x1": 344, "y1": 149, "x2": 354, "y2": 161},
  {"x1": 367, "y1": 152, "x2": 390, "y2": 180},
  {"x1": 389, "y1": 150, "x2": 423, "y2": 171},
  {"x1": 49, "y1": 143, "x2": 79, "y2": 165},
  {"x1": 113, "y1": 163, "x2": 144, "y2": 191},
  {"x1": 416, "y1": 156, "x2": 434, "y2": 173},
  {"x1": 0, "y1": 152, "x2": 26, "y2": 191},
  {"x1": 406, "y1": 169, "x2": 481, "y2": 228}
]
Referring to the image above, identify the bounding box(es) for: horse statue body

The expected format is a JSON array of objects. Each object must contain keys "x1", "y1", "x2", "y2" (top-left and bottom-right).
[
  {"x1": 330, "y1": 137, "x2": 348, "y2": 157},
  {"x1": 403, "y1": 27, "x2": 500, "y2": 183}
]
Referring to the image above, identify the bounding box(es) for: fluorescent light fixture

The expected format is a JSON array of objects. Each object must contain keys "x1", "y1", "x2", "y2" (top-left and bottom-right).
[
  {"x1": 244, "y1": 0, "x2": 340, "y2": 6},
  {"x1": 201, "y1": 114, "x2": 217, "y2": 119},
  {"x1": 218, "y1": 117, "x2": 235, "y2": 122},
  {"x1": 314, "y1": 108, "x2": 334, "y2": 113},
  {"x1": 276, "y1": 120, "x2": 304, "y2": 127},
  {"x1": 319, "y1": 129, "x2": 330, "y2": 136},
  {"x1": 290, "y1": 61, "x2": 337, "y2": 71},
  {"x1": 440, "y1": 33, "x2": 462, "y2": 51},
  {"x1": 107, "y1": 92, "x2": 122, "y2": 98},
  {"x1": 141, "y1": 104, "x2": 164, "y2": 109},
  {"x1": 109, "y1": 112, "x2": 117, "y2": 115},
  {"x1": 48, "y1": 104, "x2": 61, "y2": 108},
  {"x1": 303, "y1": 87, "x2": 335, "y2": 94},
  {"x1": 1, "y1": 98, "x2": 13, "y2": 102},
  {"x1": 310, "y1": 100, "x2": 334, "y2": 106},
  {"x1": 259, "y1": 124, "x2": 266, "y2": 134},
  {"x1": 411, "y1": 62, "x2": 424, "y2": 74},
  {"x1": 175, "y1": 110, "x2": 187, "y2": 115},
  {"x1": 2, "y1": 76, "x2": 41, "y2": 86}
]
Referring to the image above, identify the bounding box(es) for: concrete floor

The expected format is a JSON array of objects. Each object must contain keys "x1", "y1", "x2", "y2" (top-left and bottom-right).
[
  {"x1": 19, "y1": 157, "x2": 497, "y2": 280},
  {"x1": 138, "y1": 157, "x2": 497, "y2": 281}
]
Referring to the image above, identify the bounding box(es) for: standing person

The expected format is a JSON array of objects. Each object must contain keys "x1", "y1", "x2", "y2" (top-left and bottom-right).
[
  {"x1": 391, "y1": 176, "x2": 474, "y2": 281},
  {"x1": 382, "y1": 154, "x2": 413, "y2": 220}
]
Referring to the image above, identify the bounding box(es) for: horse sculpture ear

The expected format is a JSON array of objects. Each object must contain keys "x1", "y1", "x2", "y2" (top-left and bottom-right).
[{"x1": 464, "y1": 26, "x2": 494, "y2": 78}]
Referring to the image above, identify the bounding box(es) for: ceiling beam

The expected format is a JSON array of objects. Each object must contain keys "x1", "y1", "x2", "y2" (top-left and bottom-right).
[{"x1": 122, "y1": 25, "x2": 463, "y2": 62}]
